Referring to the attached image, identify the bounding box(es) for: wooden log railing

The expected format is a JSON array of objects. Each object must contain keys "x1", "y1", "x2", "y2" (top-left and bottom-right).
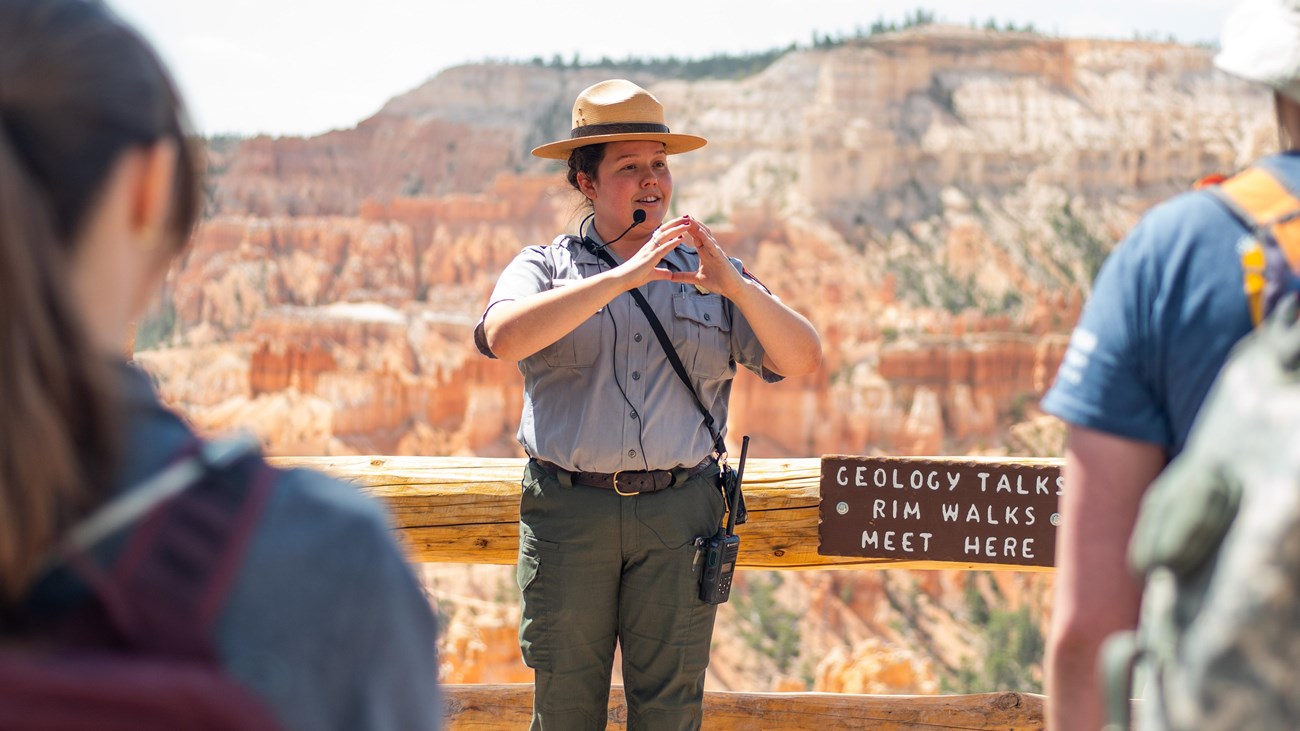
[
  {"x1": 271, "y1": 455, "x2": 1061, "y2": 572},
  {"x1": 271, "y1": 455, "x2": 1058, "y2": 730},
  {"x1": 445, "y1": 685, "x2": 1045, "y2": 730}
]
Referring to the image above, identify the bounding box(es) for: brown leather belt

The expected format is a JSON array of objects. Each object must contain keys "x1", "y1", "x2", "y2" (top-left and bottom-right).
[{"x1": 532, "y1": 457, "x2": 716, "y2": 495}]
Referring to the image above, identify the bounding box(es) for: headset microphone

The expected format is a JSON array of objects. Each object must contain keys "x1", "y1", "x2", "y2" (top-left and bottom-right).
[{"x1": 589, "y1": 209, "x2": 648, "y2": 251}]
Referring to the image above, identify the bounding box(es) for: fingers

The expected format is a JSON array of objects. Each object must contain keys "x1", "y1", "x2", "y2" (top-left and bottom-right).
[
  {"x1": 676, "y1": 218, "x2": 744, "y2": 297},
  {"x1": 645, "y1": 224, "x2": 691, "y2": 257},
  {"x1": 622, "y1": 230, "x2": 686, "y2": 288},
  {"x1": 684, "y1": 218, "x2": 723, "y2": 256},
  {"x1": 645, "y1": 230, "x2": 686, "y2": 259},
  {"x1": 655, "y1": 220, "x2": 693, "y2": 243}
]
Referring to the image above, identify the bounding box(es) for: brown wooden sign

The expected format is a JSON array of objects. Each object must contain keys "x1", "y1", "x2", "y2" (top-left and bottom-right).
[{"x1": 818, "y1": 456, "x2": 1061, "y2": 568}]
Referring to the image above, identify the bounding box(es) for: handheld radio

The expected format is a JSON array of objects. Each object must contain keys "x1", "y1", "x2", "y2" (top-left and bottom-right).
[{"x1": 699, "y1": 436, "x2": 749, "y2": 605}]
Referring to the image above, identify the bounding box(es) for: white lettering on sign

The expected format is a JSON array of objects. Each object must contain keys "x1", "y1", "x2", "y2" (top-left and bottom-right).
[
  {"x1": 860, "y1": 468, "x2": 963, "y2": 491},
  {"x1": 962, "y1": 535, "x2": 1037, "y2": 559},
  {"x1": 824, "y1": 459, "x2": 1059, "y2": 566},
  {"x1": 872, "y1": 499, "x2": 922, "y2": 520},
  {"x1": 976, "y1": 471, "x2": 1049, "y2": 496},
  {"x1": 942, "y1": 504, "x2": 1038, "y2": 526},
  {"x1": 838, "y1": 467, "x2": 968, "y2": 493},
  {"x1": 862, "y1": 530, "x2": 934, "y2": 553}
]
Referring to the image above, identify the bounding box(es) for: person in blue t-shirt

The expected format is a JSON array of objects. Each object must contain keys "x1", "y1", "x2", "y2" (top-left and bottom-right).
[{"x1": 1040, "y1": 2, "x2": 1300, "y2": 728}]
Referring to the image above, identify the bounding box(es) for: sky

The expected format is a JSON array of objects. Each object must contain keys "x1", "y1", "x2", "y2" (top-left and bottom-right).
[{"x1": 110, "y1": 0, "x2": 1236, "y2": 139}]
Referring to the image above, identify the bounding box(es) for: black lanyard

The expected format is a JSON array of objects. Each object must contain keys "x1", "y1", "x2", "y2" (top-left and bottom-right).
[{"x1": 579, "y1": 237, "x2": 728, "y2": 458}]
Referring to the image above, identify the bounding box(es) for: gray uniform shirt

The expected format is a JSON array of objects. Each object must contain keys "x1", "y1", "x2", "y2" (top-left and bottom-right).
[{"x1": 476, "y1": 232, "x2": 781, "y2": 473}]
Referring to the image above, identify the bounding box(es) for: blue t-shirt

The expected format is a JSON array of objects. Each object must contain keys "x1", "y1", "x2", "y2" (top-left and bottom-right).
[{"x1": 1042, "y1": 153, "x2": 1300, "y2": 457}]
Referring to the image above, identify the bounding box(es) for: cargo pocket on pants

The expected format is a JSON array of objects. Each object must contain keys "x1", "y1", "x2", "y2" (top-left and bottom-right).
[{"x1": 517, "y1": 532, "x2": 560, "y2": 671}]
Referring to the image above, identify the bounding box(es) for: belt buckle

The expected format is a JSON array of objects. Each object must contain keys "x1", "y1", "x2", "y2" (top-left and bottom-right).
[{"x1": 612, "y1": 470, "x2": 639, "y2": 497}]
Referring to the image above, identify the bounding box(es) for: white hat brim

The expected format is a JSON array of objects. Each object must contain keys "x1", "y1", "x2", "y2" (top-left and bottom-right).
[{"x1": 1215, "y1": 0, "x2": 1300, "y2": 101}]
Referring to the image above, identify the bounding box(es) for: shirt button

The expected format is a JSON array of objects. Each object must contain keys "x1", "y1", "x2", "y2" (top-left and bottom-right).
[
  {"x1": 632, "y1": 371, "x2": 641, "y2": 381},
  {"x1": 703, "y1": 313, "x2": 711, "y2": 321},
  {"x1": 634, "y1": 333, "x2": 643, "y2": 342},
  {"x1": 630, "y1": 410, "x2": 639, "y2": 419},
  {"x1": 628, "y1": 449, "x2": 637, "y2": 458}
]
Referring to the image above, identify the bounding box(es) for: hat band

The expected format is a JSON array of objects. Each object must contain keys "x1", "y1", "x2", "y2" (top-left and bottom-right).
[{"x1": 570, "y1": 122, "x2": 670, "y2": 139}]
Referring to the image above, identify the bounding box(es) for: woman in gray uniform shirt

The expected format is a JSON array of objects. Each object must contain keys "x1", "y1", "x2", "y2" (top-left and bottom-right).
[{"x1": 475, "y1": 79, "x2": 822, "y2": 730}]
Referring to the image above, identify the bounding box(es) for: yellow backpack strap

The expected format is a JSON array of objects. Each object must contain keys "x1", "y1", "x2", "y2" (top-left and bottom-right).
[{"x1": 1207, "y1": 167, "x2": 1300, "y2": 327}]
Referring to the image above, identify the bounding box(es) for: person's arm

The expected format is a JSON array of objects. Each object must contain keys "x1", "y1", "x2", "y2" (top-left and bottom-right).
[
  {"x1": 340, "y1": 519, "x2": 444, "y2": 731},
  {"x1": 481, "y1": 222, "x2": 690, "y2": 362},
  {"x1": 217, "y1": 470, "x2": 445, "y2": 731},
  {"x1": 674, "y1": 218, "x2": 822, "y2": 377},
  {"x1": 1046, "y1": 425, "x2": 1166, "y2": 731}
]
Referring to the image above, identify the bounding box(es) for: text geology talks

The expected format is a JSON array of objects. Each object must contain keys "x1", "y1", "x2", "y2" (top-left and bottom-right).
[{"x1": 817, "y1": 456, "x2": 1062, "y2": 568}]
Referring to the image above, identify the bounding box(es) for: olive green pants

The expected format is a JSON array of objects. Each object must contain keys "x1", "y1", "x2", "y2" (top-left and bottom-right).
[{"x1": 517, "y1": 459, "x2": 726, "y2": 731}]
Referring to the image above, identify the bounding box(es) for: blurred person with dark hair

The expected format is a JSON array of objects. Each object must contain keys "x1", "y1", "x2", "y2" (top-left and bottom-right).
[{"x1": 0, "y1": 1, "x2": 440, "y2": 728}]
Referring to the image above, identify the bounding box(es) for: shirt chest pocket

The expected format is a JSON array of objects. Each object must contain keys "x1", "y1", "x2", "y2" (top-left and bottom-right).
[
  {"x1": 539, "y1": 308, "x2": 604, "y2": 368},
  {"x1": 671, "y1": 294, "x2": 733, "y2": 380}
]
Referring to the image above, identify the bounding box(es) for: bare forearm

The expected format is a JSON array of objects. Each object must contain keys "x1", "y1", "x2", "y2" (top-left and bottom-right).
[
  {"x1": 484, "y1": 227, "x2": 690, "y2": 361},
  {"x1": 1046, "y1": 427, "x2": 1164, "y2": 731},
  {"x1": 482, "y1": 273, "x2": 624, "y2": 362},
  {"x1": 1048, "y1": 627, "x2": 1132, "y2": 731},
  {"x1": 727, "y1": 279, "x2": 822, "y2": 376}
]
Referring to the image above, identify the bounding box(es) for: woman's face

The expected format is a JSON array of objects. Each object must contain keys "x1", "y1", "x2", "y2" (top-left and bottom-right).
[{"x1": 581, "y1": 140, "x2": 672, "y2": 236}]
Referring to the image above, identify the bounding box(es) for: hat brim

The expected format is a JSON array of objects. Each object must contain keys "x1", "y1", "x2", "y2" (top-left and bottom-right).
[{"x1": 531, "y1": 132, "x2": 707, "y2": 160}]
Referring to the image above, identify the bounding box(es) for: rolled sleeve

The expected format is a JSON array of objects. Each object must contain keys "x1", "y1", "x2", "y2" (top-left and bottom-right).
[{"x1": 474, "y1": 246, "x2": 555, "y2": 359}]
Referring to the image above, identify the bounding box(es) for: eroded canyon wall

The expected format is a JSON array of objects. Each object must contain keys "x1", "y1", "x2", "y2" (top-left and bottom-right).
[{"x1": 141, "y1": 26, "x2": 1269, "y2": 460}]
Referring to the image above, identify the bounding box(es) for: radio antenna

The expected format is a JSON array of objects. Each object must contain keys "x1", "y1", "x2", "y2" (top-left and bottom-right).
[{"x1": 725, "y1": 435, "x2": 750, "y2": 536}]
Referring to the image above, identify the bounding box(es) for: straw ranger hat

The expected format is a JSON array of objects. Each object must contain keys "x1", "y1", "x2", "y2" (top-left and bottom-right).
[
  {"x1": 530, "y1": 79, "x2": 707, "y2": 160},
  {"x1": 1215, "y1": 0, "x2": 1300, "y2": 103}
]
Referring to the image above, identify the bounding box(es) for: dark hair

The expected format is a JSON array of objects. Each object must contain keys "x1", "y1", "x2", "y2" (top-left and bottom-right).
[
  {"x1": 0, "y1": 0, "x2": 203, "y2": 602},
  {"x1": 565, "y1": 143, "x2": 606, "y2": 206}
]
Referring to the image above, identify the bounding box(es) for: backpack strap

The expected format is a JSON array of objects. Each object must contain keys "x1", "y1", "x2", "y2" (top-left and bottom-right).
[
  {"x1": 1205, "y1": 166, "x2": 1300, "y2": 326},
  {"x1": 61, "y1": 435, "x2": 276, "y2": 661},
  {"x1": 1100, "y1": 630, "x2": 1141, "y2": 731}
]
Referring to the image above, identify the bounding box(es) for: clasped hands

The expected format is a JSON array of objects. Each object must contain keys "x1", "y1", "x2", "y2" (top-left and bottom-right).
[{"x1": 619, "y1": 215, "x2": 746, "y2": 298}]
